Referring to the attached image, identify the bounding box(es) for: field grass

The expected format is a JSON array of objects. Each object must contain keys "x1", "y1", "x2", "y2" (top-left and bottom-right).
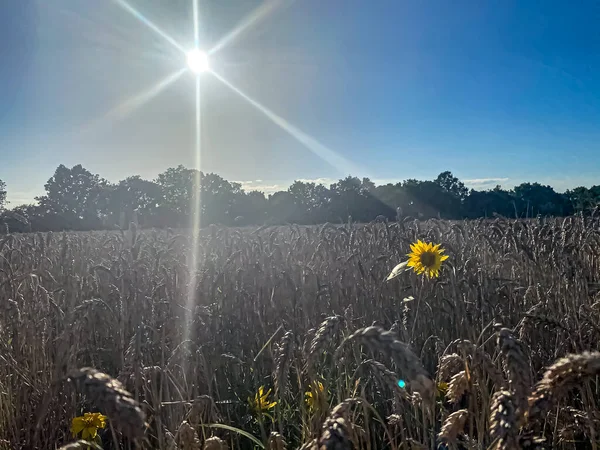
[{"x1": 1, "y1": 217, "x2": 600, "y2": 449}]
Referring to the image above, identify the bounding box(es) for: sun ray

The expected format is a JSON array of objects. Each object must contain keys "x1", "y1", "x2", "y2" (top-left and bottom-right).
[
  {"x1": 81, "y1": 68, "x2": 187, "y2": 133},
  {"x1": 208, "y1": 0, "x2": 283, "y2": 56},
  {"x1": 114, "y1": 0, "x2": 186, "y2": 53},
  {"x1": 211, "y1": 70, "x2": 360, "y2": 175},
  {"x1": 193, "y1": 0, "x2": 200, "y2": 48},
  {"x1": 183, "y1": 74, "x2": 203, "y2": 349}
]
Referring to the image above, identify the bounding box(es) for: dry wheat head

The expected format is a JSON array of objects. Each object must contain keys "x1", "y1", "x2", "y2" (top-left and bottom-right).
[
  {"x1": 68, "y1": 367, "x2": 146, "y2": 440},
  {"x1": 438, "y1": 409, "x2": 468, "y2": 445},
  {"x1": 489, "y1": 390, "x2": 519, "y2": 450}
]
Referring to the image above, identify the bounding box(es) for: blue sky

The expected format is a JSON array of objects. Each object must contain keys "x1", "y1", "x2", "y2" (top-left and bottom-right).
[{"x1": 1, "y1": 0, "x2": 599, "y2": 205}]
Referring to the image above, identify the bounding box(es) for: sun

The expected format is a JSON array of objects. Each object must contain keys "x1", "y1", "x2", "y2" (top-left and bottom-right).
[{"x1": 186, "y1": 49, "x2": 209, "y2": 74}]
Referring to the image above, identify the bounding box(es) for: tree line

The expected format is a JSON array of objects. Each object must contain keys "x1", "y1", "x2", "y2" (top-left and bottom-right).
[{"x1": 0, "y1": 164, "x2": 598, "y2": 232}]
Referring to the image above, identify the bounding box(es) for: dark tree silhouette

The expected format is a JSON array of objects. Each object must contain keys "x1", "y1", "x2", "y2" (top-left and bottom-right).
[
  {"x1": 35, "y1": 164, "x2": 108, "y2": 230},
  {"x1": 287, "y1": 181, "x2": 330, "y2": 223},
  {"x1": 0, "y1": 179, "x2": 6, "y2": 212},
  {"x1": 1, "y1": 164, "x2": 598, "y2": 233},
  {"x1": 154, "y1": 165, "x2": 198, "y2": 227},
  {"x1": 268, "y1": 191, "x2": 298, "y2": 224},
  {"x1": 512, "y1": 182, "x2": 572, "y2": 217},
  {"x1": 435, "y1": 171, "x2": 468, "y2": 201},
  {"x1": 231, "y1": 190, "x2": 268, "y2": 226},
  {"x1": 104, "y1": 176, "x2": 162, "y2": 228},
  {"x1": 200, "y1": 173, "x2": 244, "y2": 226}
]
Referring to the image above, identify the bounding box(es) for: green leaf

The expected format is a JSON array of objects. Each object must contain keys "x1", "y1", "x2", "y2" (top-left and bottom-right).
[{"x1": 201, "y1": 423, "x2": 264, "y2": 449}]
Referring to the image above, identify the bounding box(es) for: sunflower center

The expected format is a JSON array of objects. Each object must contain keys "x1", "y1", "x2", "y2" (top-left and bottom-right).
[
  {"x1": 81, "y1": 417, "x2": 96, "y2": 428},
  {"x1": 419, "y1": 251, "x2": 436, "y2": 268}
]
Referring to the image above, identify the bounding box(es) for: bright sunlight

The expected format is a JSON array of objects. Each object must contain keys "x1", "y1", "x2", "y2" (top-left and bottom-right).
[{"x1": 186, "y1": 49, "x2": 209, "y2": 74}]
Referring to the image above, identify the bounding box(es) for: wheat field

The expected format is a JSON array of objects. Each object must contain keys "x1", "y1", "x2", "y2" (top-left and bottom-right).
[{"x1": 1, "y1": 216, "x2": 600, "y2": 449}]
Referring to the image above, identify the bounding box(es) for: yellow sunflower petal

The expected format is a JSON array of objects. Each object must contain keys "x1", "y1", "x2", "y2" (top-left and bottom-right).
[{"x1": 71, "y1": 417, "x2": 85, "y2": 436}]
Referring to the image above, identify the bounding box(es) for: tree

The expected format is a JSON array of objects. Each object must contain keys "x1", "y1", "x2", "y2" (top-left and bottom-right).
[
  {"x1": 231, "y1": 190, "x2": 268, "y2": 225},
  {"x1": 565, "y1": 187, "x2": 594, "y2": 213},
  {"x1": 1, "y1": 163, "x2": 593, "y2": 232},
  {"x1": 35, "y1": 164, "x2": 108, "y2": 230},
  {"x1": 512, "y1": 182, "x2": 571, "y2": 217},
  {"x1": 104, "y1": 176, "x2": 162, "y2": 227},
  {"x1": 402, "y1": 179, "x2": 457, "y2": 219},
  {"x1": 200, "y1": 173, "x2": 245, "y2": 226},
  {"x1": 268, "y1": 191, "x2": 297, "y2": 224},
  {"x1": 1, "y1": 204, "x2": 45, "y2": 233},
  {"x1": 329, "y1": 176, "x2": 375, "y2": 222},
  {"x1": 463, "y1": 186, "x2": 516, "y2": 218},
  {"x1": 287, "y1": 181, "x2": 330, "y2": 223},
  {"x1": 435, "y1": 171, "x2": 468, "y2": 201},
  {"x1": 155, "y1": 165, "x2": 198, "y2": 227},
  {"x1": 0, "y1": 179, "x2": 6, "y2": 212}
]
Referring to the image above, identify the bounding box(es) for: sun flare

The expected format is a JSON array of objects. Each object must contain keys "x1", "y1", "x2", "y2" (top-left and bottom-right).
[{"x1": 186, "y1": 49, "x2": 209, "y2": 74}]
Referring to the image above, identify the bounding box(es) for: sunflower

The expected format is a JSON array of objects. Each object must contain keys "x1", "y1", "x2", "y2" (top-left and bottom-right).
[
  {"x1": 248, "y1": 386, "x2": 277, "y2": 414},
  {"x1": 305, "y1": 380, "x2": 326, "y2": 412},
  {"x1": 437, "y1": 381, "x2": 449, "y2": 399},
  {"x1": 407, "y1": 240, "x2": 449, "y2": 278},
  {"x1": 71, "y1": 412, "x2": 107, "y2": 440}
]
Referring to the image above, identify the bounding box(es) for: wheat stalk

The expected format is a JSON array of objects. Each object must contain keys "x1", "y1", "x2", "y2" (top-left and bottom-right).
[
  {"x1": 497, "y1": 328, "x2": 531, "y2": 417},
  {"x1": 338, "y1": 326, "x2": 433, "y2": 398},
  {"x1": 489, "y1": 390, "x2": 519, "y2": 450},
  {"x1": 309, "y1": 316, "x2": 343, "y2": 364},
  {"x1": 177, "y1": 421, "x2": 200, "y2": 450},
  {"x1": 528, "y1": 352, "x2": 600, "y2": 425},
  {"x1": 268, "y1": 431, "x2": 287, "y2": 450},
  {"x1": 316, "y1": 399, "x2": 361, "y2": 450},
  {"x1": 203, "y1": 436, "x2": 228, "y2": 450},
  {"x1": 438, "y1": 409, "x2": 468, "y2": 445},
  {"x1": 274, "y1": 331, "x2": 294, "y2": 396}
]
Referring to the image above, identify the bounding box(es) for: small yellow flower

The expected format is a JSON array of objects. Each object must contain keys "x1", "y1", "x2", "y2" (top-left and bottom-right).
[
  {"x1": 437, "y1": 381, "x2": 449, "y2": 398},
  {"x1": 305, "y1": 381, "x2": 326, "y2": 412},
  {"x1": 248, "y1": 386, "x2": 277, "y2": 414},
  {"x1": 71, "y1": 412, "x2": 107, "y2": 440},
  {"x1": 407, "y1": 240, "x2": 449, "y2": 278}
]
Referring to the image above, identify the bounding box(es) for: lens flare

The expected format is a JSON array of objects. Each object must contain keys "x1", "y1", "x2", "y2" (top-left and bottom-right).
[
  {"x1": 209, "y1": 0, "x2": 283, "y2": 55},
  {"x1": 114, "y1": 0, "x2": 186, "y2": 53},
  {"x1": 80, "y1": 68, "x2": 187, "y2": 133},
  {"x1": 211, "y1": 70, "x2": 360, "y2": 175}
]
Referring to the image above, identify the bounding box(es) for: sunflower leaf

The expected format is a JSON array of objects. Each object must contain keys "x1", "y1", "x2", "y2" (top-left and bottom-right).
[{"x1": 386, "y1": 260, "x2": 410, "y2": 281}]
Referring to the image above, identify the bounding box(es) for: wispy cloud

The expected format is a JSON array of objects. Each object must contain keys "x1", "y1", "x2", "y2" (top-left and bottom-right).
[
  {"x1": 372, "y1": 178, "x2": 402, "y2": 186},
  {"x1": 6, "y1": 190, "x2": 42, "y2": 207},
  {"x1": 237, "y1": 177, "x2": 341, "y2": 194},
  {"x1": 463, "y1": 177, "x2": 509, "y2": 187},
  {"x1": 296, "y1": 177, "x2": 337, "y2": 186},
  {"x1": 236, "y1": 180, "x2": 286, "y2": 194}
]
